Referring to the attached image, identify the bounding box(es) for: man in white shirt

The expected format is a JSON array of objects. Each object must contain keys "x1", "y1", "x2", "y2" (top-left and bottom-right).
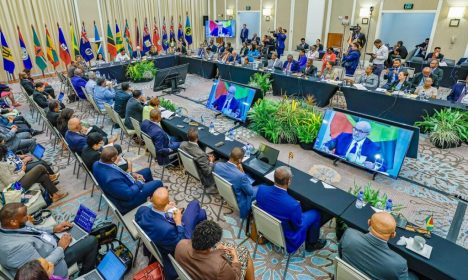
[
  {"x1": 85, "y1": 71, "x2": 97, "y2": 96},
  {"x1": 371, "y1": 39, "x2": 388, "y2": 81},
  {"x1": 307, "y1": 45, "x2": 320, "y2": 61},
  {"x1": 115, "y1": 49, "x2": 130, "y2": 62}
]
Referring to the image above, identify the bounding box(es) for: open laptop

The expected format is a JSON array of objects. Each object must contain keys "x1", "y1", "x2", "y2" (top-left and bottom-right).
[
  {"x1": 245, "y1": 143, "x2": 280, "y2": 175},
  {"x1": 56, "y1": 204, "x2": 96, "y2": 247},
  {"x1": 77, "y1": 250, "x2": 127, "y2": 280},
  {"x1": 32, "y1": 143, "x2": 46, "y2": 159}
]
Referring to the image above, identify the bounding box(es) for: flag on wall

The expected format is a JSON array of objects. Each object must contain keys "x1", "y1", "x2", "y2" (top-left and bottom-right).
[
  {"x1": 106, "y1": 21, "x2": 117, "y2": 59},
  {"x1": 142, "y1": 19, "x2": 152, "y2": 54},
  {"x1": 162, "y1": 18, "x2": 168, "y2": 51},
  {"x1": 177, "y1": 16, "x2": 184, "y2": 40},
  {"x1": 184, "y1": 13, "x2": 192, "y2": 45},
  {"x1": 152, "y1": 19, "x2": 162, "y2": 52},
  {"x1": 57, "y1": 24, "x2": 71, "y2": 65},
  {"x1": 70, "y1": 23, "x2": 80, "y2": 59},
  {"x1": 169, "y1": 17, "x2": 175, "y2": 41},
  {"x1": 135, "y1": 18, "x2": 141, "y2": 48},
  {"x1": 17, "y1": 26, "x2": 32, "y2": 70},
  {"x1": 45, "y1": 25, "x2": 59, "y2": 68},
  {"x1": 93, "y1": 21, "x2": 105, "y2": 59},
  {"x1": 31, "y1": 25, "x2": 47, "y2": 71},
  {"x1": 0, "y1": 29, "x2": 15, "y2": 74},
  {"x1": 124, "y1": 19, "x2": 133, "y2": 57},
  {"x1": 115, "y1": 21, "x2": 125, "y2": 53},
  {"x1": 79, "y1": 23, "x2": 94, "y2": 62}
]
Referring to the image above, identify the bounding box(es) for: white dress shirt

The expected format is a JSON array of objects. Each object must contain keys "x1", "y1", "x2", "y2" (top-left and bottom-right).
[
  {"x1": 372, "y1": 45, "x2": 389, "y2": 65},
  {"x1": 115, "y1": 53, "x2": 130, "y2": 62},
  {"x1": 307, "y1": 50, "x2": 319, "y2": 60},
  {"x1": 345, "y1": 138, "x2": 366, "y2": 163}
]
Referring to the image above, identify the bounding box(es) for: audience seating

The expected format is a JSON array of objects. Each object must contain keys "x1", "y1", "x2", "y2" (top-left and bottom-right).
[
  {"x1": 335, "y1": 256, "x2": 371, "y2": 280},
  {"x1": 103, "y1": 103, "x2": 120, "y2": 135},
  {"x1": 168, "y1": 254, "x2": 193, "y2": 280},
  {"x1": 132, "y1": 220, "x2": 165, "y2": 265},
  {"x1": 178, "y1": 149, "x2": 212, "y2": 205},
  {"x1": 140, "y1": 132, "x2": 177, "y2": 179},
  {"x1": 129, "y1": 117, "x2": 144, "y2": 155},
  {"x1": 112, "y1": 107, "x2": 136, "y2": 151},
  {"x1": 252, "y1": 203, "x2": 305, "y2": 280},
  {"x1": 82, "y1": 87, "x2": 106, "y2": 126}
]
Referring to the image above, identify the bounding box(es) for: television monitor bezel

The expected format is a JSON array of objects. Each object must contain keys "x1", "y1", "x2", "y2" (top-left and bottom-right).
[
  {"x1": 205, "y1": 79, "x2": 261, "y2": 123},
  {"x1": 205, "y1": 19, "x2": 236, "y2": 38},
  {"x1": 153, "y1": 64, "x2": 189, "y2": 92},
  {"x1": 313, "y1": 108, "x2": 415, "y2": 179}
]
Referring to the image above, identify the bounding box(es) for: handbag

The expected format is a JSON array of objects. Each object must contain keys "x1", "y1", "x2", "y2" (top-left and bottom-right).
[
  {"x1": 133, "y1": 262, "x2": 165, "y2": 280},
  {"x1": 90, "y1": 222, "x2": 118, "y2": 245},
  {"x1": 0, "y1": 183, "x2": 22, "y2": 209}
]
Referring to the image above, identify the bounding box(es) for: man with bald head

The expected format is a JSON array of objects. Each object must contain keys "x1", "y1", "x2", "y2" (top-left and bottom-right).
[
  {"x1": 141, "y1": 109, "x2": 181, "y2": 165},
  {"x1": 412, "y1": 66, "x2": 439, "y2": 89},
  {"x1": 135, "y1": 188, "x2": 206, "y2": 279},
  {"x1": 228, "y1": 50, "x2": 241, "y2": 64},
  {"x1": 92, "y1": 146, "x2": 163, "y2": 214},
  {"x1": 211, "y1": 85, "x2": 240, "y2": 118},
  {"x1": 64, "y1": 117, "x2": 117, "y2": 154},
  {"x1": 340, "y1": 212, "x2": 412, "y2": 279},
  {"x1": 256, "y1": 166, "x2": 326, "y2": 252},
  {"x1": 323, "y1": 120, "x2": 384, "y2": 171}
]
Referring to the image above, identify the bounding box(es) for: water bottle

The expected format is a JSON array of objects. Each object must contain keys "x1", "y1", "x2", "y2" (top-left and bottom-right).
[
  {"x1": 227, "y1": 128, "x2": 234, "y2": 141},
  {"x1": 244, "y1": 144, "x2": 251, "y2": 158},
  {"x1": 209, "y1": 122, "x2": 215, "y2": 133},
  {"x1": 355, "y1": 191, "x2": 364, "y2": 209},
  {"x1": 385, "y1": 199, "x2": 393, "y2": 212},
  {"x1": 96, "y1": 71, "x2": 101, "y2": 78}
]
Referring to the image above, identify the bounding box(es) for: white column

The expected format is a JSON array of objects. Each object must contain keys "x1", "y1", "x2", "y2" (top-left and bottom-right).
[
  {"x1": 323, "y1": 0, "x2": 333, "y2": 48},
  {"x1": 288, "y1": 0, "x2": 296, "y2": 51},
  {"x1": 305, "y1": 0, "x2": 326, "y2": 43}
]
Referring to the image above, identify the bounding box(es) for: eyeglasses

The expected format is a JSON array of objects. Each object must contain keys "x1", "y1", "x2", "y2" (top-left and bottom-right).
[{"x1": 353, "y1": 127, "x2": 370, "y2": 134}]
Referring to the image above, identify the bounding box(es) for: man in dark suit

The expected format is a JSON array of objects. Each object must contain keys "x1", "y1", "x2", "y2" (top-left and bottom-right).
[
  {"x1": 429, "y1": 59, "x2": 444, "y2": 87},
  {"x1": 132, "y1": 46, "x2": 144, "y2": 60},
  {"x1": 250, "y1": 33, "x2": 261, "y2": 45},
  {"x1": 124, "y1": 90, "x2": 145, "y2": 129},
  {"x1": 93, "y1": 146, "x2": 163, "y2": 214},
  {"x1": 339, "y1": 212, "x2": 413, "y2": 280},
  {"x1": 447, "y1": 75, "x2": 468, "y2": 103},
  {"x1": 114, "y1": 82, "x2": 132, "y2": 118},
  {"x1": 282, "y1": 54, "x2": 300, "y2": 73},
  {"x1": 32, "y1": 82, "x2": 51, "y2": 109},
  {"x1": 240, "y1": 24, "x2": 249, "y2": 43},
  {"x1": 297, "y1": 38, "x2": 310, "y2": 51},
  {"x1": 65, "y1": 118, "x2": 116, "y2": 154},
  {"x1": 211, "y1": 85, "x2": 240, "y2": 118},
  {"x1": 382, "y1": 58, "x2": 406, "y2": 88},
  {"x1": 180, "y1": 128, "x2": 215, "y2": 188},
  {"x1": 412, "y1": 67, "x2": 439, "y2": 89},
  {"x1": 81, "y1": 132, "x2": 127, "y2": 171},
  {"x1": 227, "y1": 50, "x2": 241, "y2": 64},
  {"x1": 213, "y1": 147, "x2": 256, "y2": 221},
  {"x1": 425, "y1": 47, "x2": 444, "y2": 61},
  {"x1": 140, "y1": 109, "x2": 180, "y2": 166},
  {"x1": 323, "y1": 121, "x2": 384, "y2": 171},
  {"x1": 256, "y1": 166, "x2": 326, "y2": 253},
  {"x1": 302, "y1": 59, "x2": 318, "y2": 76},
  {"x1": 70, "y1": 69, "x2": 87, "y2": 99},
  {"x1": 136, "y1": 187, "x2": 207, "y2": 280}
]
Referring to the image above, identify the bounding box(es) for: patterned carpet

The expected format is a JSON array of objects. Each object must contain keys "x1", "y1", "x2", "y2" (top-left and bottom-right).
[{"x1": 9, "y1": 72, "x2": 467, "y2": 279}]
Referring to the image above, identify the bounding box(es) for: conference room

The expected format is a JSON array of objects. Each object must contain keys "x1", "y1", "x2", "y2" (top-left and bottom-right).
[{"x1": 0, "y1": 0, "x2": 467, "y2": 279}]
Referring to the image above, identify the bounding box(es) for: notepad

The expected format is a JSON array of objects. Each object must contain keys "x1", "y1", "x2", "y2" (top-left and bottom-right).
[
  {"x1": 161, "y1": 110, "x2": 174, "y2": 119},
  {"x1": 354, "y1": 84, "x2": 368, "y2": 90},
  {"x1": 264, "y1": 170, "x2": 275, "y2": 182},
  {"x1": 322, "y1": 182, "x2": 336, "y2": 189}
]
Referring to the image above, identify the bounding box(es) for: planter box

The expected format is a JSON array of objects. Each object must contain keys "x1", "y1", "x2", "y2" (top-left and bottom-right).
[
  {"x1": 433, "y1": 139, "x2": 462, "y2": 149},
  {"x1": 299, "y1": 142, "x2": 314, "y2": 150}
]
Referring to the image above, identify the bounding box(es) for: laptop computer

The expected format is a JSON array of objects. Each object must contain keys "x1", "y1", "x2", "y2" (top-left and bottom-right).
[
  {"x1": 76, "y1": 250, "x2": 127, "y2": 280},
  {"x1": 56, "y1": 204, "x2": 96, "y2": 247},
  {"x1": 32, "y1": 144, "x2": 46, "y2": 159},
  {"x1": 245, "y1": 143, "x2": 280, "y2": 175}
]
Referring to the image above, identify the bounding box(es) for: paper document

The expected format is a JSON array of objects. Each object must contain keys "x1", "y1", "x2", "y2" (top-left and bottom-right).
[
  {"x1": 264, "y1": 170, "x2": 275, "y2": 182},
  {"x1": 354, "y1": 84, "x2": 368, "y2": 90},
  {"x1": 310, "y1": 177, "x2": 318, "y2": 183},
  {"x1": 161, "y1": 110, "x2": 174, "y2": 119},
  {"x1": 322, "y1": 182, "x2": 336, "y2": 189},
  {"x1": 375, "y1": 88, "x2": 386, "y2": 92}
]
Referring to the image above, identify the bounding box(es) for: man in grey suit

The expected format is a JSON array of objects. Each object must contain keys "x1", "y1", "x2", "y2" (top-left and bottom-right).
[
  {"x1": 267, "y1": 52, "x2": 283, "y2": 69},
  {"x1": 0, "y1": 203, "x2": 98, "y2": 277},
  {"x1": 0, "y1": 125, "x2": 36, "y2": 153},
  {"x1": 179, "y1": 127, "x2": 215, "y2": 188},
  {"x1": 124, "y1": 90, "x2": 145, "y2": 130},
  {"x1": 429, "y1": 59, "x2": 444, "y2": 88},
  {"x1": 339, "y1": 212, "x2": 415, "y2": 280}
]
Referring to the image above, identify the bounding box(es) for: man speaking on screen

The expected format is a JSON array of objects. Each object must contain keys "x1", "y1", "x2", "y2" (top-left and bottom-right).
[
  {"x1": 212, "y1": 85, "x2": 240, "y2": 118},
  {"x1": 322, "y1": 121, "x2": 385, "y2": 171}
]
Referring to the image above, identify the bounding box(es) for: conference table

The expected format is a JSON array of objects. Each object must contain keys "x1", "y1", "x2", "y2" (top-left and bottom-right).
[
  {"x1": 341, "y1": 86, "x2": 467, "y2": 125},
  {"x1": 160, "y1": 115, "x2": 468, "y2": 280},
  {"x1": 177, "y1": 56, "x2": 218, "y2": 79},
  {"x1": 407, "y1": 61, "x2": 468, "y2": 88}
]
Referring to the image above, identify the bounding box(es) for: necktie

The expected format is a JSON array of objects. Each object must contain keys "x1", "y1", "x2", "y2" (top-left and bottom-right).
[
  {"x1": 349, "y1": 142, "x2": 358, "y2": 154},
  {"x1": 457, "y1": 86, "x2": 467, "y2": 102},
  {"x1": 223, "y1": 98, "x2": 232, "y2": 111}
]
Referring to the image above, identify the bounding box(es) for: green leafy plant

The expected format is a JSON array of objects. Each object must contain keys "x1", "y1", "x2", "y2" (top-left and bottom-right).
[
  {"x1": 415, "y1": 108, "x2": 468, "y2": 148},
  {"x1": 248, "y1": 72, "x2": 272, "y2": 97},
  {"x1": 159, "y1": 97, "x2": 178, "y2": 112},
  {"x1": 126, "y1": 60, "x2": 157, "y2": 82},
  {"x1": 349, "y1": 181, "x2": 404, "y2": 212}
]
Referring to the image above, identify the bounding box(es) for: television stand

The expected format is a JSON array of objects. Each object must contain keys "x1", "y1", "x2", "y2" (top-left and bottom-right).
[
  {"x1": 372, "y1": 172, "x2": 378, "y2": 181},
  {"x1": 162, "y1": 72, "x2": 185, "y2": 95},
  {"x1": 333, "y1": 158, "x2": 341, "y2": 166}
]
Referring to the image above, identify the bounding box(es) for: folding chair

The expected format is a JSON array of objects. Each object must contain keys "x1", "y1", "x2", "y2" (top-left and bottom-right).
[
  {"x1": 168, "y1": 254, "x2": 193, "y2": 280},
  {"x1": 141, "y1": 132, "x2": 178, "y2": 179},
  {"x1": 130, "y1": 117, "x2": 144, "y2": 154},
  {"x1": 335, "y1": 256, "x2": 371, "y2": 280}
]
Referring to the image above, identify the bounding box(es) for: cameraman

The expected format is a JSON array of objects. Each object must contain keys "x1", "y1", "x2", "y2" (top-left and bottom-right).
[{"x1": 349, "y1": 25, "x2": 366, "y2": 49}]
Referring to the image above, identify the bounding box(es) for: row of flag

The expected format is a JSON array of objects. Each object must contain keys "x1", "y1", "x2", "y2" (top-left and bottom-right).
[{"x1": 0, "y1": 15, "x2": 193, "y2": 75}]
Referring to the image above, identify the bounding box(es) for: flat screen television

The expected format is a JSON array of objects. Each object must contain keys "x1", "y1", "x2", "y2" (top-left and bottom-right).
[
  {"x1": 205, "y1": 79, "x2": 257, "y2": 123},
  {"x1": 314, "y1": 109, "x2": 414, "y2": 178},
  {"x1": 205, "y1": 20, "x2": 235, "y2": 38},
  {"x1": 153, "y1": 64, "x2": 188, "y2": 92}
]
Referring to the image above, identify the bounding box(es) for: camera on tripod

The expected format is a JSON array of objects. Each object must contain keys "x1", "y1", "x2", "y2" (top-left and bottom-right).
[{"x1": 350, "y1": 25, "x2": 360, "y2": 32}]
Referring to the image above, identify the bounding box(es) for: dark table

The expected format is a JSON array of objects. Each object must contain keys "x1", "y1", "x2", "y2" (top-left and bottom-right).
[
  {"x1": 407, "y1": 61, "x2": 468, "y2": 88},
  {"x1": 216, "y1": 63, "x2": 339, "y2": 107},
  {"x1": 178, "y1": 56, "x2": 217, "y2": 79},
  {"x1": 340, "y1": 204, "x2": 468, "y2": 280},
  {"x1": 341, "y1": 86, "x2": 467, "y2": 125},
  {"x1": 91, "y1": 55, "x2": 178, "y2": 83}
]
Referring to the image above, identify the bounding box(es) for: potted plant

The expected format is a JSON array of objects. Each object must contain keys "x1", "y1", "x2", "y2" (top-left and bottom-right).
[
  {"x1": 126, "y1": 60, "x2": 157, "y2": 82},
  {"x1": 159, "y1": 97, "x2": 178, "y2": 112},
  {"x1": 248, "y1": 72, "x2": 272, "y2": 98},
  {"x1": 415, "y1": 108, "x2": 467, "y2": 149}
]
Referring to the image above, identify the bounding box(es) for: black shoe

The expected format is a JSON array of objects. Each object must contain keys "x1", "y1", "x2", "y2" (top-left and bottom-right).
[
  {"x1": 31, "y1": 130, "x2": 44, "y2": 136},
  {"x1": 113, "y1": 124, "x2": 120, "y2": 129},
  {"x1": 305, "y1": 239, "x2": 327, "y2": 252}
]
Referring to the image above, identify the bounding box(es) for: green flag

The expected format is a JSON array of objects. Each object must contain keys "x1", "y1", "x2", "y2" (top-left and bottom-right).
[{"x1": 31, "y1": 25, "x2": 47, "y2": 71}]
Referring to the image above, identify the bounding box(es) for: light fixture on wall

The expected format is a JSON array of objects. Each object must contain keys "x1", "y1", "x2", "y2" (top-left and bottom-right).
[
  {"x1": 263, "y1": 8, "x2": 272, "y2": 21},
  {"x1": 226, "y1": 9, "x2": 234, "y2": 20}
]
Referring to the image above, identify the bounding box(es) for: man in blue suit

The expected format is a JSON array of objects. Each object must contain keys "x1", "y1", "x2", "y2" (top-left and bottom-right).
[
  {"x1": 282, "y1": 54, "x2": 300, "y2": 73},
  {"x1": 323, "y1": 121, "x2": 384, "y2": 171},
  {"x1": 213, "y1": 147, "x2": 257, "y2": 221},
  {"x1": 140, "y1": 109, "x2": 180, "y2": 166},
  {"x1": 70, "y1": 69, "x2": 87, "y2": 99},
  {"x1": 136, "y1": 187, "x2": 207, "y2": 280},
  {"x1": 211, "y1": 85, "x2": 240, "y2": 118},
  {"x1": 256, "y1": 166, "x2": 326, "y2": 253},
  {"x1": 93, "y1": 146, "x2": 163, "y2": 214},
  {"x1": 447, "y1": 75, "x2": 467, "y2": 103},
  {"x1": 273, "y1": 27, "x2": 287, "y2": 58},
  {"x1": 65, "y1": 118, "x2": 117, "y2": 154},
  {"x1": 240, "y1": 24, "x2": 249, "y2": 43}
]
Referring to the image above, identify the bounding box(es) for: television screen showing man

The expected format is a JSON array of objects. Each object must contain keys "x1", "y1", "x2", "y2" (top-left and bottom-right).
[{"x1": 211, "y1": 85, "x2": 240, "y2": 118}]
